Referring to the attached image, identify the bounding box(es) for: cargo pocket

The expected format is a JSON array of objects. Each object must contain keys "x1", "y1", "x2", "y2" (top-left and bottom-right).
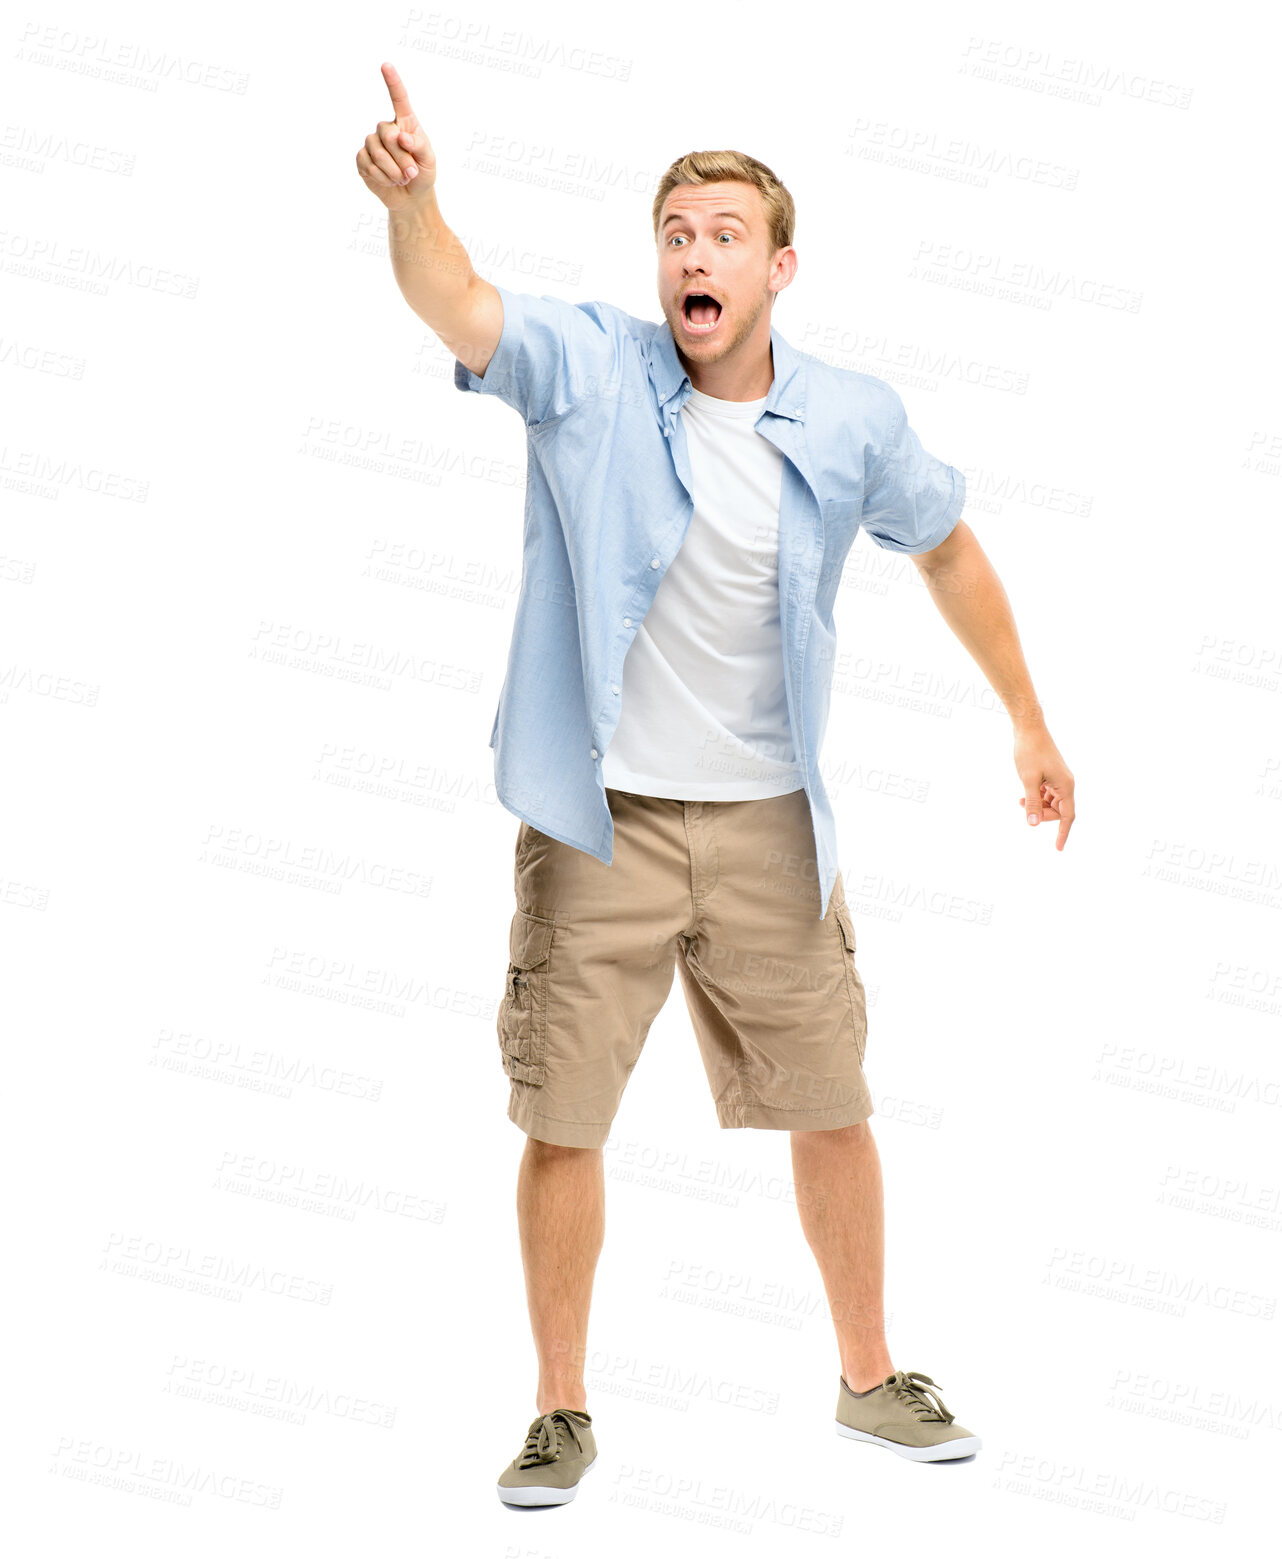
[
  {"x1": 834, "y1": 901, "x2": 868, "y2": 1065},
  {"x1": 497, "y1": 909, "x2": 555, "y2": 1086}
]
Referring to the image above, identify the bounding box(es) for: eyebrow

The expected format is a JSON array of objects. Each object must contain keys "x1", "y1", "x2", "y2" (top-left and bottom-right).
[{"x1": 662, "y1": 209, "x2": 748, "y2": 229}]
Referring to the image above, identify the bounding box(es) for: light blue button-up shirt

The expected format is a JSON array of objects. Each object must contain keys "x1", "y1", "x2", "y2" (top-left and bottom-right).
[{"x1": 454, "y1": 285, "x2": 966, "y2": 918}]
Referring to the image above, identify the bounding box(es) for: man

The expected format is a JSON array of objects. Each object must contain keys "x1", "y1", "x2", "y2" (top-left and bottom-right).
[{"x1": 357, "y1": 62, "x2": 1076, "y2": 1505}]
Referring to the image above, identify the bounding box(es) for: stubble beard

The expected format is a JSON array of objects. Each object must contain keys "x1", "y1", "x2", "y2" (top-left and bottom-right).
[{"x1": 668, "y1": 284, "x2": 771, "y2": 367}]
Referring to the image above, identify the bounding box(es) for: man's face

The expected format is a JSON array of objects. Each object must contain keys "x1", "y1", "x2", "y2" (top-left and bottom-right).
[{"x1": 656, "y1": 180, "x2": 791, "y2": 365}]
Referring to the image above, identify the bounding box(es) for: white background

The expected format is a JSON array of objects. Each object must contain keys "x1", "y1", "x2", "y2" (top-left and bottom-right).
[{"x1": 5, "y1": 1, "x2": 1279, "y2": 1554}]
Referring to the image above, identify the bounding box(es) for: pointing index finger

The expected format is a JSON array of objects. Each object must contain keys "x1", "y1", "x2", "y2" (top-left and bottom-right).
[{"x1": 381, "y1": 61, "x2": 414, "y2": 125}]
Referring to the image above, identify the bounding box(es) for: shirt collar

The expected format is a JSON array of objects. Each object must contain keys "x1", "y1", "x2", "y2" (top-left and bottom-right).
[{"x1": 647, "y1": 311, "x2": 807, "y2": 421}]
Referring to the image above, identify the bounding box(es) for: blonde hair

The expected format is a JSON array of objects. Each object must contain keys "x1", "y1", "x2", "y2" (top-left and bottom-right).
[{"x1": 652, "y1": 149, "x2": 796, "y2": 257}]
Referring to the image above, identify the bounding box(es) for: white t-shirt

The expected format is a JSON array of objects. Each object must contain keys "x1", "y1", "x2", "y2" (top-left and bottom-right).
[{"x1": 601, "y1": 383, "x2": 805, "y2": 799}]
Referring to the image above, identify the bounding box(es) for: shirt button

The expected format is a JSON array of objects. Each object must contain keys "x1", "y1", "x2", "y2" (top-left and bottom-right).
[
  {"x1": 590, "y1": 748, "x2": 599, "y2": 759},
  {"x1": 611, "y1": 684, "x2": 619, "y2": 695},
  {"x1": 650, "y1": 557, "x2": 660, "y2": 568},
  {"x1": 623, "y1": 617, "x2": 632, "y2": 627}
]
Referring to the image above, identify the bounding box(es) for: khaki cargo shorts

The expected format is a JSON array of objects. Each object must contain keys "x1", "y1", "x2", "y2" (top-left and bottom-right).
[{"x1": 493, "y1": 786, "x2": 873, "y2": 1148}]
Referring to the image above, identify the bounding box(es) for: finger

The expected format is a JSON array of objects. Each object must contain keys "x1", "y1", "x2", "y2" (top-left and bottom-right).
[
  {"x1": 382, "y1": 62, "x2": 416, "y2": 126},
  {"x1": 376, "y1": 119, "x2": 419, "y2": 178},
  {"x1": 365, "y1": 130, "x2": 410, "y2": 185},
  {"x1": 378, "y1": 78, "x2": 423, "y2": 154},
  {"x1": 1054, "y1": 791, "x2": 1073, "y2": 854},
  {"x1": 356, "y1": 146, "x2": 399, "y2": 190},
  {"x1": 1024, "y1": 786, "x2": 1043, "y2": 825}
]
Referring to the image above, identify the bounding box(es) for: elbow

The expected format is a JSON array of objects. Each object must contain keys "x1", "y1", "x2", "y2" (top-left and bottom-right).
[{"x1": 914, "y1": 517, "x2": 972, "y2": 575}]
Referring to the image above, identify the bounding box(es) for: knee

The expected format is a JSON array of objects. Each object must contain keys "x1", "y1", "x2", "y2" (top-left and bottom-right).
[
  {"x1": 525, "y1": 1136, "x2": 602, "y2": 1160},
  {"x1": 793, "y1": 1118, "x2": 871, "y2": 1148}
]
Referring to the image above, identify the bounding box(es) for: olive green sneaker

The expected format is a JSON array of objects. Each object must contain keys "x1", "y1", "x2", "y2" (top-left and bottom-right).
[
  {"x1": 836, "y1": 1370, "x2": 981, "y2": 1461},
  {"x1": 496, "y1": 1408, "x2": 596, "y2": 1506}
]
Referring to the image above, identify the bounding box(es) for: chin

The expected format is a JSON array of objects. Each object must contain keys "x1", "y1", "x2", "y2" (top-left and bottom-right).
[{"x1": 670, "y1": 307, "x2": 732, "y2": 355}]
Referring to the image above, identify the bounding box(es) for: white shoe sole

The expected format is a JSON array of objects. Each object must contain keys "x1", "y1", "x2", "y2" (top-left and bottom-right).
[
  {"x1": 497, "y1": 1452, "x2": 597, "y2": 1506},
  {"x1": 836, "y1": 1423, "x2": 981, "y2": 1461}
]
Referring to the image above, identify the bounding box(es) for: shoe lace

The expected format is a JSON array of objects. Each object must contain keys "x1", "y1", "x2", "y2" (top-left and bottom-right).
[
  {"x1": 884, "y1": 1369, "x2": 955, "y2": 1424},
  {"x1": 518, "y1": 1410, "x2": 586, "y2": 1468}
]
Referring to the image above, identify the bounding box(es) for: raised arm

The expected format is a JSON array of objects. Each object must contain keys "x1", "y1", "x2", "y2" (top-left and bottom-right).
[{"x1": 355, "y1": 63, "x2": 502, "y2": 378}]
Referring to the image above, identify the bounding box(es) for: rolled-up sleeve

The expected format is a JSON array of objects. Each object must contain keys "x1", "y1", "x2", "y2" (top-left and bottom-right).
[
  {"x1": 860, "y1": 385, "x2": 966, "y2": 555},
  {"x1": 453, "y1": 285, "x2": 622, "y2": 428}
]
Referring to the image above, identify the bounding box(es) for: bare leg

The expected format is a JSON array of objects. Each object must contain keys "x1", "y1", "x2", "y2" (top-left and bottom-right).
[
  {"x1": 516, "y1": 1139, "x2": 605, "y2": 1414},
  {"x1": 789, "y1": 1120, "x2": 894, "y2": 1391}
]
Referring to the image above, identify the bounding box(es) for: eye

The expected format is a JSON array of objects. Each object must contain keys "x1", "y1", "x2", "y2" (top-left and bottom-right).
[
  {"x1": 668, "y1": 234, "x2": 687, "y2": 246},
  {"x1": 717, "y1": 232, "x2": 734, "y2": 243}
]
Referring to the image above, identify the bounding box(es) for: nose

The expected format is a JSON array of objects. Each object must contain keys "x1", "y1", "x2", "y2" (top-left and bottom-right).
[{"x1": 680, "y1": 237, "x2": 715, "y2": 275}]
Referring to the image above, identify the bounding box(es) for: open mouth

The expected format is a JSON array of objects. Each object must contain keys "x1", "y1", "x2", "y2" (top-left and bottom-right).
[{"x1": 681, "y1": 292, "x2": 722, "y2": 334}]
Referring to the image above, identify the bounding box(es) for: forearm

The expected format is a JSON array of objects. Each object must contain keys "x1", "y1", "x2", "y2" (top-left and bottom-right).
[
  {"x1": 387, "y1": 187, "x2": 477, "y2": 338},
  {"x1": 916, "y1": 530, "x2": 1045, "y2": 729}
]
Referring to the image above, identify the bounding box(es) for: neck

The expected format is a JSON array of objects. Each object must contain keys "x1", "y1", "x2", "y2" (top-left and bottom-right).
[{"x1": 680, "y1": 333, "x2": 774, "y2": 402}]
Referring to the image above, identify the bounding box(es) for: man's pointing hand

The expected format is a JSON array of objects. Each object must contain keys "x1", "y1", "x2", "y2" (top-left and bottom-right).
[
  {"x1": 355, "y1": 62, "x2": 437, "y2": 212},
  {"x1": 1014, "y1": 725, "x2": 1075, "y2": 848}
]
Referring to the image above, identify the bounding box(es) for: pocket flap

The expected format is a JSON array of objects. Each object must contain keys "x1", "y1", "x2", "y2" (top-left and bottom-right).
[
  {"x1": 509, "y1": 910, "x2": 554, "y2": 969},
  {"x1": 834, "y1": 902, "x2": 857, "y2": 954}
]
